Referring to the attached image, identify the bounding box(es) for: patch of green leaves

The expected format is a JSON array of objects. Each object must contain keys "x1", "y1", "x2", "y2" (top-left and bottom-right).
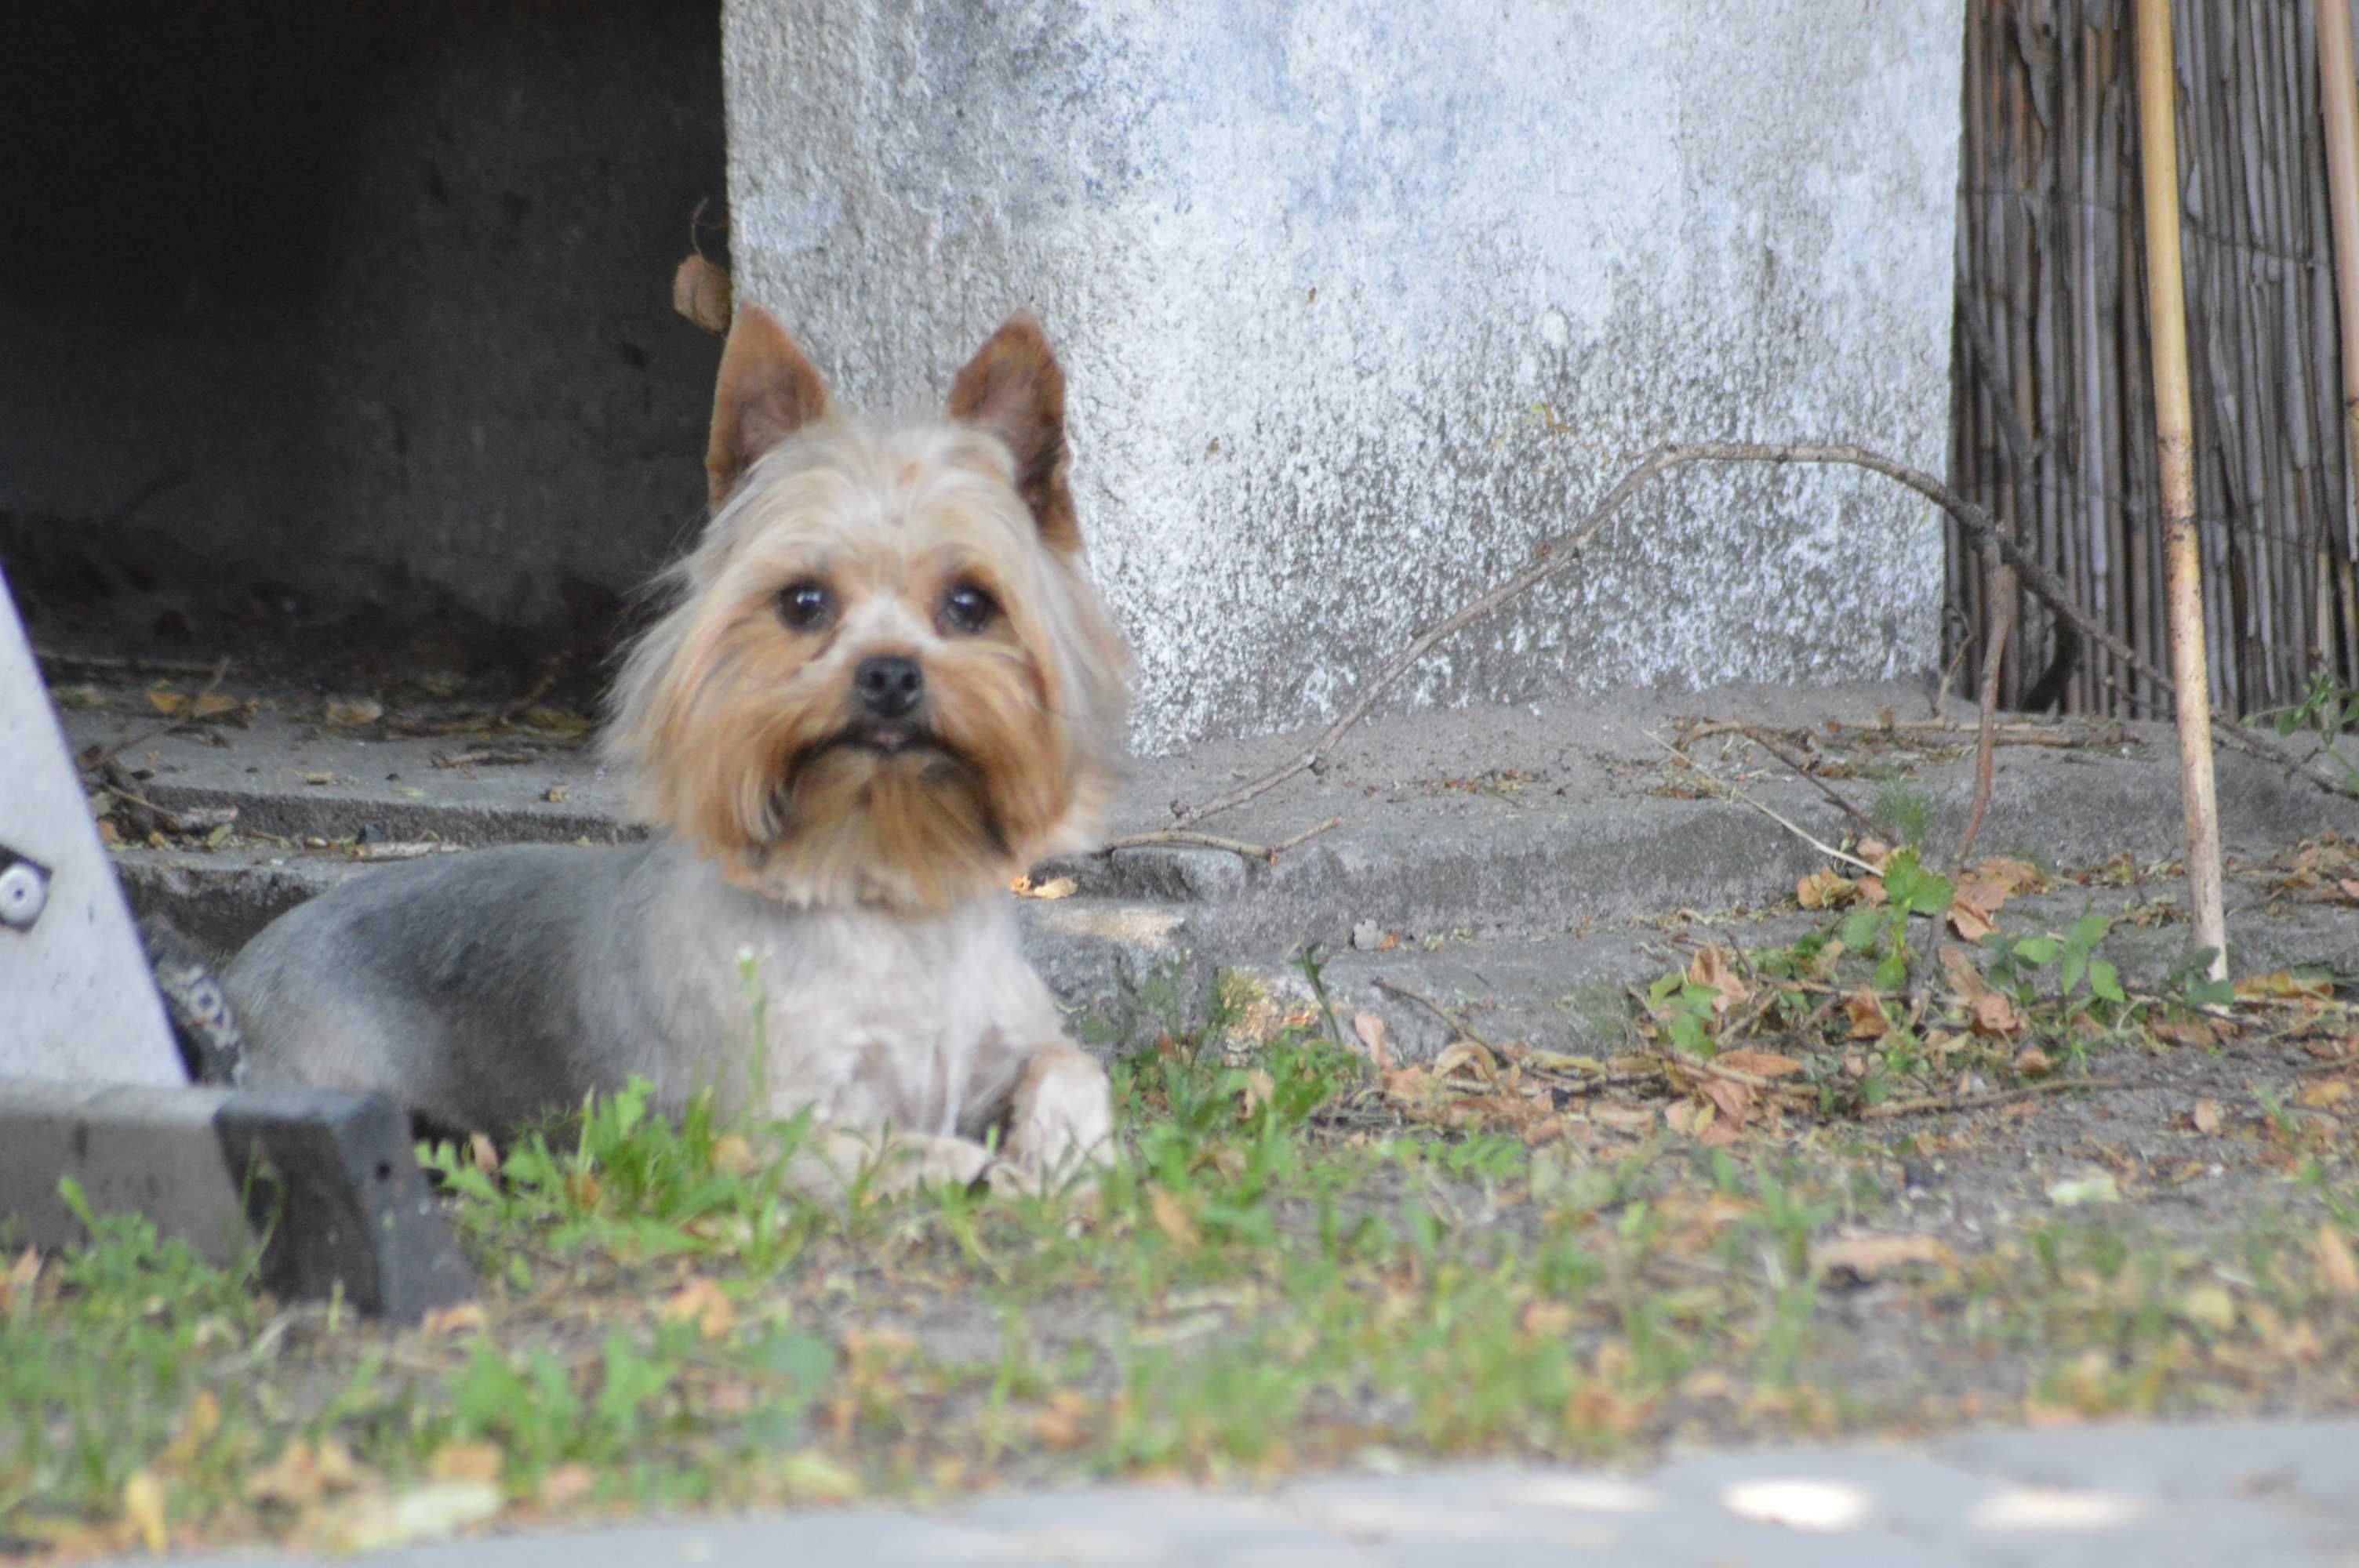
[
  {"x1": 1983, "y1": 913, "x2": 2125, "y2": 1012},
  {"x1": 1835, "y1": 847, "x2": 1954, "y2": 990},
  {"x1": 421, "y1": 1080, "x2": 817, "y2": 1268}
]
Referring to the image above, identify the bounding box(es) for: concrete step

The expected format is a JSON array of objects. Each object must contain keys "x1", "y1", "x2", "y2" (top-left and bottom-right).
[{"x1": 74, "y1": 678, "x2": 2359, "y2": 1061}]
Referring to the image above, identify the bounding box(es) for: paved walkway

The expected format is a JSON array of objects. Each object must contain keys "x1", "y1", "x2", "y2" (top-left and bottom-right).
[{"x1": 144, "y1": 1418, "x2": 2359, "y2": 1566}]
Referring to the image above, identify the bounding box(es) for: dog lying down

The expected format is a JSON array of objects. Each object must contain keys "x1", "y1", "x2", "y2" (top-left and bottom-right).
[{"x1": 220, "y1": 305, "x2": 1131, "y2": 1199}]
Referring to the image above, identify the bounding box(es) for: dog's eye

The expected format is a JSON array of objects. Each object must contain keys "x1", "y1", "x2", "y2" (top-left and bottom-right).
[
  {"x1": 940, "y1": 582, "x2": 998, "y2": 635},
  {"x1": 775, "y1": 580, "x2": 834, "y2": 631}
]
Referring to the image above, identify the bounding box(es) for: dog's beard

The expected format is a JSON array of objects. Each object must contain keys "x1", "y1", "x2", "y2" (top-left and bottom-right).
[{"x1": 753, "y1": 729, "x2": 1013, "y2": 907}]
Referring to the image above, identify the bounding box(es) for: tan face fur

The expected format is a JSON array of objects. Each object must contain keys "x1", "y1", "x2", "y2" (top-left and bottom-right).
[{"x1": 604, "y1": 308, "x2": 1129, "y2": 909}]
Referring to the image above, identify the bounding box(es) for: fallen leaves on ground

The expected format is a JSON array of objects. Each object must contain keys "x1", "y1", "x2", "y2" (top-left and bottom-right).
[
  {"x1": 1796, "y1": 869, "x2": 1856, "y2": 909},
  {"x1": 420, "y1": 1302, "x2": 489, "y2": 1338},
  {"x1": 146, "y1": 686, "x2": 239, "y2": 720},
  {"x1": 245, "y1": 1439, "x2": 365, "y2": 1508},
  {"x1": 1809, "y1": 1232, "x2": 1957, "y2": 1283},
  {"x1": 660, "y1": 1278, "x2": 736, "y2": 1339},
  {"x1": 1009, "y1": 875, "x2": 1078, "y2": 900}
]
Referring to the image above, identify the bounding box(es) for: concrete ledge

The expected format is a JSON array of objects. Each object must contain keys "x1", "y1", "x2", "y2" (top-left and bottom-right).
[
  {"x1": 69, "y1": 679, "x2": 2359, "y2": 1064},
  {"x1": 0, "y1": 1080, "x2": 474, "y2": 1321}
]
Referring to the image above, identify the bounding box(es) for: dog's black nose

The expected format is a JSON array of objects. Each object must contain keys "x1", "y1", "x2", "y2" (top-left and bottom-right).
[{"x1": 854, "y1": 655, "x2": 924, "y2": 718}]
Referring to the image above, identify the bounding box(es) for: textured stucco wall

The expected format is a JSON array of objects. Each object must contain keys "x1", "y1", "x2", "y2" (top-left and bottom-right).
[{"x1": 723, "y1": 0, "x2": 1961, "y2": 753}]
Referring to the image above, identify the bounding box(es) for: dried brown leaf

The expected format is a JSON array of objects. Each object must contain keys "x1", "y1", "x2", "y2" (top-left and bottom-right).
[
  {"x1": 1844, "y1": 989, "x2": 1891, "y2": 1040},
  {"x1": 1012, "y1": 876, "x2": 1077, "y2": 900},
  {"x1": 1432, "y1": 1039, "x2": 1498, "y2": 1082},
  {"x1": 1521, "y1": 1300, "x2": 1577, "y2": 1338},
  {"x1": 1700, "y1": 1077, "x2": 1754, "y2": 1127},
  {"x1": 659, "y1": 1278, "x2": 736, "y2": 1339},
  {"x1": 427, "y1": 1443, "x2": 504, "y2": 1486},
  {"x1": 1029, "y1": 1389, "x2": 1091, "y2": 1450},
  {"x1": 123, "y1": 1472, "x2": 167, "y2": 1556},
  {"x1": 1936, "y1": 944, "x2": 1992, "y2": 1000},
  {"x1": 1968, "y1": 992, "x2": 2020, "y2": 1037},
  {"x1": 1946, "y1": 896, "x2": 1996, "y2": 942},
  {"x1": 1587, "y1": 1102, "x2": 1657, "y2": 1134},
  {"x1": 1714, "y1": 1049, "x2": 1803, "y2": 1080},
  {"x1": 1809, "y1": 1232, "x2": 1957, "y2": 1281},
  {"x1": 2317, "y1": 1225, "x2": 2359, "y2": 1298},
  {"x1": 1687, "y1": 946, "x2": 1750, "y2": 1012},
  {"x1": 0, "y1": 1247, "x2": 41, "y2": 1311},
  {"x1": 245, "y1": 1439, "x2": 363, "y2": 1508},
  {"x1": 1381, "y1": 1065, "x2": 1437, "y2": 1104},
  {"x1": 146, "y1": 687, "x2": 237, "y2": 720},
  {"x1": 1796, "y1": 869, "x2": 1855, "y2": 909},
  {"x1": 158, "y1": 1391, "x2": 220, "y2": 1470},
  {"x1": 537, "y1": 1465, "x2": 594, "y2": 1510},
  {"x1": 420, "y1": 1302, "x2": 489, "y2": 1338},
  {"x1": 1969, "y1": 857, "x2": 2048, "y2": 895},
  {"x1": 2296, "y1": 1078, "x2": 2354, "y2": 1110},
  {"x1": 2235, "y1": 971, "x2": 2333, "y2": 1003},
  {"x1": 1350, "y1": 1011, "x2": 1394, "y2": 1070},
  {"x1": 1149, "y1": 1189, "x2": 1200, "y2": 1251}
]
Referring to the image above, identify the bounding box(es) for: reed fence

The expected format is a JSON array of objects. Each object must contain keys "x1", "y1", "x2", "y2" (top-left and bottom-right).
[{"x1": 1951, "y1": 0, "x2": 2359, "y2": 717}]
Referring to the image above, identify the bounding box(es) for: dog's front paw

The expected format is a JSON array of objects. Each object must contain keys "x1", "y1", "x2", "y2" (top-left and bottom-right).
[
  {"x1": 796, "y1": 1124, "x2": 996, "y2": 1202},
  {"x1": 1001, "y1": 1046, "x2": 1114, "y2": 1184}
]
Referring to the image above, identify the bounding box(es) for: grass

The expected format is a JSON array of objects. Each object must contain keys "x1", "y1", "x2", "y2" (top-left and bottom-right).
[{"x1": 9, "y1": 848, "x2": 2359, "y2": 1554}]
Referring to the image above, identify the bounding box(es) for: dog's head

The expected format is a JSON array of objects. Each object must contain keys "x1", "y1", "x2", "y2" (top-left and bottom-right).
[{"x1": 605, "y1": 307, "x2": 1129, "y2": 909}]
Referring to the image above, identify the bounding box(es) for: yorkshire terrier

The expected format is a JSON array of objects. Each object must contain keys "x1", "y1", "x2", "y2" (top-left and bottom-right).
[{"x1": 223, "y1": 306, "x2": 1130, "y2": 1193}]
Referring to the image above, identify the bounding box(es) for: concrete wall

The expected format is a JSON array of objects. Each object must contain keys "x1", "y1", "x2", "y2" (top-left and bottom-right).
[
  {"x1": 0, "y1": 2, "x2": 727, "y2": 664},
  {"x1": 722, "y1": 1, "x2": 1963, "y2": 753}
]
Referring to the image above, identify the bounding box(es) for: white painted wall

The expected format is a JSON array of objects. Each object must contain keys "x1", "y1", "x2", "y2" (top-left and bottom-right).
[{"x1": 723, "y1": 1, "x2": 1961, "y2": 752}]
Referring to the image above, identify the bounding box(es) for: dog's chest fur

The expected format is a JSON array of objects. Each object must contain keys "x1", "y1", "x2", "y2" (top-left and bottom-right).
[{"x1": 226, "y1": 840, "x2": 1063, "y2": 1141}]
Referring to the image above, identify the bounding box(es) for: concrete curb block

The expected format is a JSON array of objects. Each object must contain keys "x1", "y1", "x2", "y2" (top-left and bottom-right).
[{"x1": 0, "y1": 1080, "x2": 474, "y2": 1322}]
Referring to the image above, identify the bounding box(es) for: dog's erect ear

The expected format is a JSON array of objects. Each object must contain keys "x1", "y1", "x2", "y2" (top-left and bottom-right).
[
  {"x1": 947, "y1": 314, "x2": 1081, "y2": 553},
  {"x1": 705, "y1": 303, "x2": 829, "y2": 507}
]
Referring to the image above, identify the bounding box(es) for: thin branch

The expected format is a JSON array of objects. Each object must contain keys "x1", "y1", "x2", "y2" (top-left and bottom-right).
[
  {"x1": 1955, "y1": 576, "x2": 2017, "y2": 867},
  {"x1": 1172, "y1": 441, "x2": 2205, "y2": 828},
  {"x1": 1862, "y1": 1075, "x2": 2132, "y2": 1120},
  {"x1": 1647, "y1": 731, "x2": 1879, "y2": 874},
  {"x1": 35, "y1": 648, "x2": 222, "y2": 680},
  {"x1": 1372, "y1": 978, "x2": 1491, "y2": 1047},
  {"x1": 1687, "y1": 722, "x2": 1888, "y2": 841},
  {"x1": 89, "y1": 656, "x2": 232, "y2": 770},
  {"x1": 1101, "y1": 815, "x2": 1342, "y2": 862}
]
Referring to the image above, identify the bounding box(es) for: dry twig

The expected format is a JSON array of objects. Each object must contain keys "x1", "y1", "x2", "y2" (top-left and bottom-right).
[
  {"x1": 1101, "y1": 815, "x2": 1342, "y2": 862},
  {"x1": 88, "y1": 655, "x2": 231, "y2": 770},
  {"x1": 1955, "y1": 579, "x2": 2016, "y2": 867},
  {"x1": 1172, "y1": 441, "x2": 2266, "y2": 829},
  {"x1": 1684, "y1": 722, "x2": 1887, "y2": 841},
  {"x1": 1863, "y1": 1075, "x2": 2132, "y2": 1120},
  {"x1": 1372, "y1": 978, "x2": 1491, "y2": 1047},
  {"x1": 1646, "y1": 730, "x2": 1877, "y2": 874}
]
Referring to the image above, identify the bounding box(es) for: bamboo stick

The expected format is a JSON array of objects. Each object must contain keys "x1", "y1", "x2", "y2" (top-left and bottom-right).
[
  {"x1": 2317, "y1": 0, "x2": 2359, "y2": 692},
  {"x1": 2135, "y1": 0, "x2": 2228, "y2": 979}
]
